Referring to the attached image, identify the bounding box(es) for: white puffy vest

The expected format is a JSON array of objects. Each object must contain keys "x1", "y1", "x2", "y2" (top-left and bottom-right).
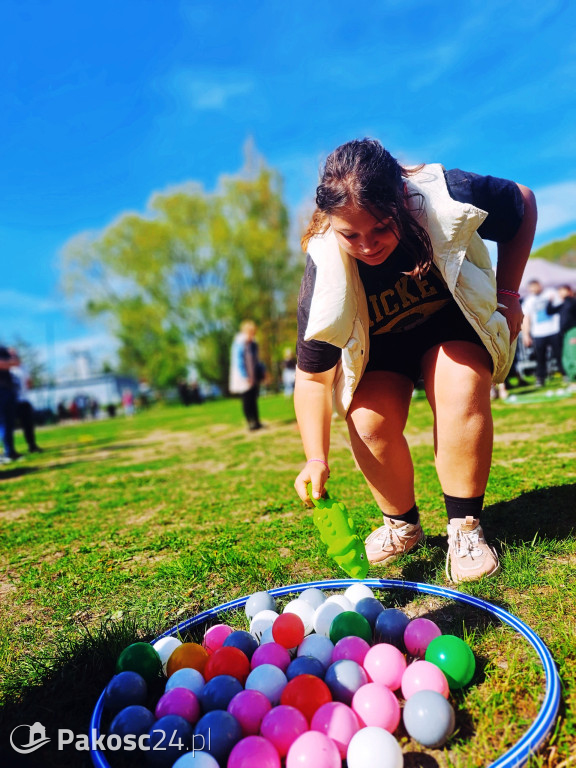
[{"x1": 304, "y1": 164, "x2": 515, "y2": 417}]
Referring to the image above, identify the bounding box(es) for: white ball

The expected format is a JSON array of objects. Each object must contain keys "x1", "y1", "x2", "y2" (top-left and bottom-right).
[
  {"x1": 345, "y1": 583, "x2": 375, "y2": 607},
  {"x1": 250, "y1": 609, "x2": 279, "y2": 641},
  {"x1": 326, "y1": 594, "x2": 354, "y2": 611},
  {"x1": 299, "y1": 587, "x2": 327, "y2": 610},
  {"x1": 283, "y1": 599, "x2": 315, "y2": 635},
  {"x1": 245, "y1": 591, "x2": 277, "y2": 620},
  {"x1": 151, "y1": 636, "x2": 182, "y2": 674},
  {"x1": 314, "y1": 600, "x2": 345, "y2": 637},
  {"x1": 347, "y1": 726, "x2": 403, "y2": 768}
]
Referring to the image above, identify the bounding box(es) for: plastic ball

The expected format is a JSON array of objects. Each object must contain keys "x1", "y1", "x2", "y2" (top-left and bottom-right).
[
  {"x1": 286, "y1": 655, "x2": 326, "y2": 681},
  {"x1": 286, "y1": 730, "x2": 341, "y2": 768},
  {"x1": 374, "y1": 609, "x2": 410, "y2": 650},
  {"x1": 245, "y1": 591, "x2": 277, "y2": 620},
  {"x1": 401, "y1": 659, "x2": 450, "y2": 699},
  {"x1": 251, "y1": 642, "x2": 291, "y2": 672},
  {"x1": 245, "y1": 663, "x2": 288, "y2": 705},
  {"x1": 104, "y1": 671, "x2": 147, "y2": 714},
  {"x1": 223, "y1": 629, "x2": 259, "y2": 660},
  {"x1": 116, "y1": 642, "x2": 162, "y2": 683},
  {"x1": 152, "y1": 636, "x2": 182, "y2": 673},
  {"x1": 146, "y1": 714, "x2": 192, "y2": 766},
  {"x1": 404, "y1": 617, "x2": 442, "y2": 658},
  {"x1": 199, "y1": 674, "x2": 243, "y2": 712},
  {"x1": 329, "y1": 611, "x2": 372, "y2": 644},
  {"x1": 165, "y1": 667, "x2": 205, "y2": 697},
  {"x1": 155, "y1": 687, "x2": 200, "y2": 724},
  {"x1": 272, "y1": 612, "x2": 305, "y2": 649},
  {"x1": 355, "y1": 597, "x2": 384, "y2": 629},
  {"x1": 344, "y1": 583, "x2": 375, "y2": 607},
  {"x1": 325, "y1": 594, "x2": 353, "y2": 611},
  {"x1": 332, "y1": 636, "x2": 370, "y2": 666},
  {"x1": 260, "y1": 704, "x2": 308, "y2": 757},
  {"x1": 403, "y1": 689, "x2": 456, "y2": 747},
  {"x1": 202, "y1": 624, "x2": 233, "y2": 654},
  {"x1": 324, "y1": 660, "x2": 368, "y2": 705},
  {"x1": 314, "y1": 601, "x2": 345, "y2": 637},
  {"x1": 363, "y1": 643, "x2": 407, "y2": 691},
  {"x1": 109, "y1": 705, "x2": 155, "y2": 739},
  {"x1": 173, "y1": 751, "x2": 220, "y2": 768},
  {"x1": 280, "y1": 674, "x2": 333, "y2": 723},
  {"x1": 250, "y1": 610, "x2": 280, "y2": 641},
  {"x1": 425, "y1": 634, "x2": 476, "y2": 689},
  {"x1": 283, "y1": 598, "x2": 315, "y2": 635},
  {"x1": 166, "y1": 642, "x2": 209, "y2": 677},
  {"x1": 310, "y1": 701, "x2": 360, "y2": 758},
  {"x1": 227, "y1": 689, "x2": 272, "y2": 735},
  {"x1": 351, "y1": 682, "x2": 401, "y2": 732},
  {"x1": 297, "y1": 634, "x2": 334, "y2": 670},
  {"x1": 298, "y1": 587, "x2": 327, "y2": 610},
  {"x1": 346, "y1": 726, "x2": 403, "y2": 768},
  {"x1": 203, "y1": 645, "x2": 250, "y2": 684},
  {"x1": 193, "y1": 710, "x2": 242, "y2": 765},
  {"x1": 227, "y1": 735, "x2": 281, "y2": 768}
]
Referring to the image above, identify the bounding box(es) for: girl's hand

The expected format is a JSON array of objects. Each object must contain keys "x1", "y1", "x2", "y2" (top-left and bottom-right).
[
  {"x1": 294, "y1": 461, "x2": 330, "y2": 507},
  {"x1": 498, "y1": 295, "x2": 524, "y2": 342}
]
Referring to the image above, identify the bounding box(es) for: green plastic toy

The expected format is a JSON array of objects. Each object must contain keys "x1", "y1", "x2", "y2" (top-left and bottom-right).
[{"x1": 307, "y1": 483, "x2": 369, "y2": 579}]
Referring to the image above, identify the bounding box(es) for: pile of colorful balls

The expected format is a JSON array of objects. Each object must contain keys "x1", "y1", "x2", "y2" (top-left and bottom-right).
[{"x1": 102, "y1": 584, "x2": 476, "y2": 767}]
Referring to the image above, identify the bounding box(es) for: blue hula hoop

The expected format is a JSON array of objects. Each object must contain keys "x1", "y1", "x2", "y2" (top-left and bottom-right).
[{"x1": 90, "y1": 578, "x2": 560, "y2": 768}]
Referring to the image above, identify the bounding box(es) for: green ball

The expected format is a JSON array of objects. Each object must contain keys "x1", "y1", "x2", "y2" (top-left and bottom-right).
[
  {"x1": 116, "y1": 642, "x2": 162, "y2": 683},
  {"x1": 329, "y1": 610, "x2": 372, "y2": 644},
  {"x1": 425, "y1": 634, "x2": 475, "y2": 690}
]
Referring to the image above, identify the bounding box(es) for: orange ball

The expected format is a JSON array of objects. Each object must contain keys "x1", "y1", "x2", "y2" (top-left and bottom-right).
[{"x1": 166, "y1": 642, "x2": 209, "y2": 677}]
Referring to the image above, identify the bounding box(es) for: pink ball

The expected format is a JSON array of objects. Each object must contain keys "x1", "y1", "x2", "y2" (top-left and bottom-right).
[
  {"x1": 286, "y1": 731, "x2": 341, "y2": 768},
  {"x1": 404, "y1": 618, "x2": 442, "y2": 657},
  {"x1": 363, "y1": 643, "x2": 407, "y2": 691},
  {"x1": 273, "y1": 613, "x2": 306, "y2": 649},
  {"x1": 310, "y1": 701, "x2": 360, "y2": 758},
  {"x1": 154, "y1": 687, "x2": 200, "y2": 724},
  {"x1": 202, "y1": 623, "x2": 233, "y2": 654},
  {"x1": 260, "y1": 704, "x2": 308, "y2": 757},
  {"x1": 351, "y1": 682, "x2": 401, "y2": 732},
  {"x1": 251, "y1": 642, "x2": 291, "y2": 672},
  {"x1": 401, "y1": 659, "x2": 450, "y2": 699},
  {"x1": 228, "y1": 735, "x2": 281, "y2": 768},
  {"x1": 331, "y1": 636, "x2": 370, "y2": 666},
  {"x1": 228, "y1": 689, "x2": 272, "y2": 735}
]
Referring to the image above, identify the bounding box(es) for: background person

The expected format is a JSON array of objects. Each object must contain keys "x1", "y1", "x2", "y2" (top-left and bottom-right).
[
  {"x1": 0, "y1": 346, "x2": 21, "y2": 463},
  {"x1": 293, "y1": 138, "x2": 536, "y2": 583},
  {"x1": 229, "y1": 320, "x2": 264, "y2": 431},
  {"x1": 522, "y1": 279, "x2": 563, "y2": 385},
  {"x1": 10, "y1": 353, "x2": 42, "y2": 453}
]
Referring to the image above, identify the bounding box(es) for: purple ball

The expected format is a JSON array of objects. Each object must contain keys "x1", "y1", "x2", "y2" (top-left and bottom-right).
[
  {"x1": 251, "y1": 642, "x2": 291, "y2": 672},
  {"x1": 155, "y1": 687, "x2": 200, "y2": 724},
  {"x1": 227, "y1": 689, "x2": 272, "y2": 735}
]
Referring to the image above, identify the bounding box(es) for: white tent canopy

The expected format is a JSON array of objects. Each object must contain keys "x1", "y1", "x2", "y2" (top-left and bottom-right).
[{"x1": 519, "y1": 258, "x2": 576, "y2": 293}]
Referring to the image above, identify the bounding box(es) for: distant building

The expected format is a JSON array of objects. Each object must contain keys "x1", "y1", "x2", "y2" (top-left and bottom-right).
[{"x1": 27, "y1": 373, "x2": 139, "y2": 414}]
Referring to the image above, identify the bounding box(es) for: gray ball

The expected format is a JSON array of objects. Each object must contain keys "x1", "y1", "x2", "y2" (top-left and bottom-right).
[{"x1": 403, "y1": 689, "x2": 456, "y2": 748}]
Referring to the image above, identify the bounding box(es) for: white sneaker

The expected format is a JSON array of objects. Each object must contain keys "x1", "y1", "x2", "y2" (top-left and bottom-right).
[
  {"x1": 365, "y1": 517, "x2": 424, "y2": 565},
  {"x1": 446, "y1": 516, "x2": 500, "y2": 583}
]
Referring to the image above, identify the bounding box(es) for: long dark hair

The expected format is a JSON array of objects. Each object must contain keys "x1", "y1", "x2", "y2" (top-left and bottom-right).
[{"x1": 302, "y1": 138, "x2": 433, "y2": 277}]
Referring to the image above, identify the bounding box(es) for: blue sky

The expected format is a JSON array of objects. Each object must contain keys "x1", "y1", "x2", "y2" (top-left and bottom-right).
[{"x1": 2, "y1": 0, "x2": 576, "y2": 376}]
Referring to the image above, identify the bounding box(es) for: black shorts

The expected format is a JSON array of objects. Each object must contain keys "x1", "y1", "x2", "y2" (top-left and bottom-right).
[{"x1": 364, "y1": 301, "x2": 487, "y2": 384}]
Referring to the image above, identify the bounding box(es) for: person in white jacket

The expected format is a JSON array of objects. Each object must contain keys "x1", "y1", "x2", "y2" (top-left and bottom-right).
[{"x1": 294, "y1": 139, "x2": 537, "y2": 583}]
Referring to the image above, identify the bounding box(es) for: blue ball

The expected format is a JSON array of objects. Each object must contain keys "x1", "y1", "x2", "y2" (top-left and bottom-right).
[
  {"x1": 286, "y1": 655, "x2": 326, "y2": 681},
  {"x1": 403, "y1": 689, "x2": 456, "y2": 747},
  {"x1": 146, "y1": 715, "x2": 192, "y2": 766},
  {"x1": 165, "y1": 667, "x2": 205, "y2": 697},
  {"x1": 244, "y1": 664, "x2": 287, "y2": 705},
  {"x1": 104, "y1": 671, "x2": 147, "y2": 714},
  {"x1": 355, "y1": 597, "x2": 385, "y2": 629},
  {"x1": 374, "y1": 608, "x2": 410, "y2": 650},
  {"x1": 110, "y1": 705, "x2": 155, "y2": 739},
  {"x1": 324, "y1": 659, "x2": 368, "y2": 704},
  {"x1": 173, "y1": 751, "x2": 220, "y2": 767},
  {"x1": 223, "y1": 630, "x2": 259, "y2": 660},
  {"x1": 199, "y1": 675, "x2": 243, "y2": 712},
  {"x1": 193, "y1": 710, "x2": 242, "y2": 765}
]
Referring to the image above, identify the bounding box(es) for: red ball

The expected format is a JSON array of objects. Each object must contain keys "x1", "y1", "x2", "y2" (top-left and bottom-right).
[
  {"x1": 272, "y1": 613, "x2": 305, "y2": 649},
  {"x1": 280, "y1": 674, "x2": 332, "y2": 723},
  {"x1": 204, "y1": 645, "x2": 250, "y2": 684}
]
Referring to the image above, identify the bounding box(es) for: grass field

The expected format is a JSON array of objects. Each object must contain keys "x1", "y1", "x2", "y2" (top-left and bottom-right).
[{"x1": 0, "y1": 390, "x2": 575, "y2": 767}]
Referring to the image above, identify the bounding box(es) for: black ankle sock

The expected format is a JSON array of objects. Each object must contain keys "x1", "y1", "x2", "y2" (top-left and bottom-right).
[
  {"x1": 443, "y1": 493, "x2": 484, "y2": 522},
  {"x1": 384, "y1": 504, "x2": 419, "y2": 526}
]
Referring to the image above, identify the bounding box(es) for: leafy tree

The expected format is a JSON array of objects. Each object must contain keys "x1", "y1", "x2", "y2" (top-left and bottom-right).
[{"x1": 533, "y1": 232, "x2": 576, "y2": 267}]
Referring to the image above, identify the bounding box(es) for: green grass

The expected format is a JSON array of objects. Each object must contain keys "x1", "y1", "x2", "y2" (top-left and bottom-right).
[{"x1": 0, "y1": 391, "x2": 575, "y2": 767}]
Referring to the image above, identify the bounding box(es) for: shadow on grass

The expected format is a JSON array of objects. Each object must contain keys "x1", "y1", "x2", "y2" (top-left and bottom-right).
[{"x1": 0, "y1": 466, "x2": 42, "y2": 481}]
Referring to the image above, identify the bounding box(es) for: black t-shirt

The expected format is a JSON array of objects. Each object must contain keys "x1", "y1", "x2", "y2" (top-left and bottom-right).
[
  {"x1": 297, "y1": 168, "x2": 524, "y2": 373},
  {"x1": 0, "y1": 346, "x2": 12, "y2": 388}
]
